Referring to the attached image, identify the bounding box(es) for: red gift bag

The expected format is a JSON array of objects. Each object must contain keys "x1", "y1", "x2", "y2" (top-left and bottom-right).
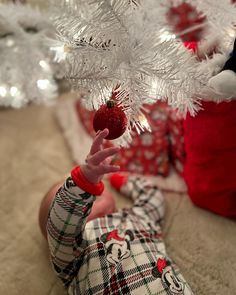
[{"x1": 184, "y1": 100, "x2": 236, "y2": 217}]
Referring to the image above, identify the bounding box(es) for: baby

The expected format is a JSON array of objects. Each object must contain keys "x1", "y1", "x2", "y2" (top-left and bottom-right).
[{"x1": 39, "y1": 128, "x2": 193, "y2": 294}]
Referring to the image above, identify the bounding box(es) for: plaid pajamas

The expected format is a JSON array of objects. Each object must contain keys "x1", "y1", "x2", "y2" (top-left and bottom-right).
[{"x1": 47, "y1": 176, "x2": 193, "y2": 295}]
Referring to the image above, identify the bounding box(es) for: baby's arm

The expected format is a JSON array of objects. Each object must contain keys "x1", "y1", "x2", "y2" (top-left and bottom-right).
[
  {"x1": 47, "y1": 129, "x2": 120, "y2": 287},
  {"x1": 111, "y1": 174, "x2": 165, "y2": 225}
]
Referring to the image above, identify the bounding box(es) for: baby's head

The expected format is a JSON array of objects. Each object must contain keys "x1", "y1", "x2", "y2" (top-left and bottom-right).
[{"x1": 39, "y1": 181, "x2": 116, "y2": 239}]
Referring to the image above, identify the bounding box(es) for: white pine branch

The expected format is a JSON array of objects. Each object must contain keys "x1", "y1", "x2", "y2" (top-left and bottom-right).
[{"x1": 48, "y1": 0, "x2": 236, "y2": 144}]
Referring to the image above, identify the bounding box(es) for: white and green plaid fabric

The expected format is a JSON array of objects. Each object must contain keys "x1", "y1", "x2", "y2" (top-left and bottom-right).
[{"x1": 47, "y1": 175, "x2": 194, "y2": 295}]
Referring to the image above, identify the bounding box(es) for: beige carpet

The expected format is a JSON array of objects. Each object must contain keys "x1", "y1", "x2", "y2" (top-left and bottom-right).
[{"x1": 0, "y1": 93, "x2": 236, "y2": 295}]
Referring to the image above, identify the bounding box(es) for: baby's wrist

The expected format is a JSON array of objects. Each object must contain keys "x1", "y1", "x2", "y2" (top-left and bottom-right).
[
  {"x1": 80, "y1": 165, "x2": 101, "y2": 184},
  {"x1": 71, "y1": 166, "x2": 104, "y2": 196}
]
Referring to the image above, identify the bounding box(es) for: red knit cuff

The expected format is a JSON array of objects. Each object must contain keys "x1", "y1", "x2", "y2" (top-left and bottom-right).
[{"x1": 71, "y1": 166, "x2": 104, "y2": 196}]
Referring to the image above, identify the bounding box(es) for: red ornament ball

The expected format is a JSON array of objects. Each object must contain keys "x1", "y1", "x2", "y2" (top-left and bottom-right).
[{"x1": 93, "y1": 100, "x2": 128, "y2": 140}]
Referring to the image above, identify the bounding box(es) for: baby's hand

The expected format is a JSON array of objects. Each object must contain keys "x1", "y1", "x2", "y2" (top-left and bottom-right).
[{"x1": 80, "y1": 129, "x2": 120, "y2": 184}]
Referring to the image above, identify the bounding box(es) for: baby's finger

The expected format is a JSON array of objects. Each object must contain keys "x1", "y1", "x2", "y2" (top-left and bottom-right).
[
  {"x1": 90, "y1": 129, "x2": 109, "y2": 155},
  {"x1": 90, "y1": 147, "x2": 119, "y2": 165},
  {"x1": 96, "y1": 164, "x2": 120, "y2": 175},
  {"x1": 104, "y1": 156, "x2": 113, "y2": 165}
]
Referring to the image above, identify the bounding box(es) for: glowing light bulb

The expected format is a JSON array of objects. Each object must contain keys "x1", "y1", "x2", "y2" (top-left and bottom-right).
[
  {"x1": 37, "y1": 79, "x2": 50, "y2": 90},
  {"x1": 6, "y1": 39, "x2": 15, "y2": 47},
  {"x1": 227, "y1": 26, "x2": 236, "y2": 38},
  {"x1": 39, "y1": 60, "x2": 50, "y2": 71},
  {"x1": 159, "y1": 31, "x2": 176, "y2": 42},
  {"x1": 10, "y1": 86, "x2": 18, "y2": 96},
  {"x1": 51, "y1": 45, "x2": 69, "y2": 62},
  {"x1": 0, "y1": 86, "x2": 7, "y2": 97},
  {"x1": 138, "y1": 113, "x2": 151, "y2": 132}
]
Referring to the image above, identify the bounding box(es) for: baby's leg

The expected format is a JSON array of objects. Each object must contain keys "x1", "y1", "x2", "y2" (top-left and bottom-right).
[
  {"x1": 110, "y1": 173, "x2": 165, "y2": 225},
  {"x1": 38, "y1": 181, "x2": 64, "y2": 239}
]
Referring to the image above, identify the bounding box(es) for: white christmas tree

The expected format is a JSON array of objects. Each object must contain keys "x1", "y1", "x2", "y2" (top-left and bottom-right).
[
  {"x1": 49, "y1": 1, "x2": 205, "y2": 132},
  {"x1": 47, "y1": 0, "x2": 236, "y2": 144},
  {"x1": 0, "y1": 3, "x2": 58, "y2": 108}
]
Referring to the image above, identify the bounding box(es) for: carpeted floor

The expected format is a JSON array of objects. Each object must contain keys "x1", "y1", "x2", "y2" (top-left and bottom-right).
[{"x1": 0, "y1": 93, "x2": 236, "y2": 295}]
